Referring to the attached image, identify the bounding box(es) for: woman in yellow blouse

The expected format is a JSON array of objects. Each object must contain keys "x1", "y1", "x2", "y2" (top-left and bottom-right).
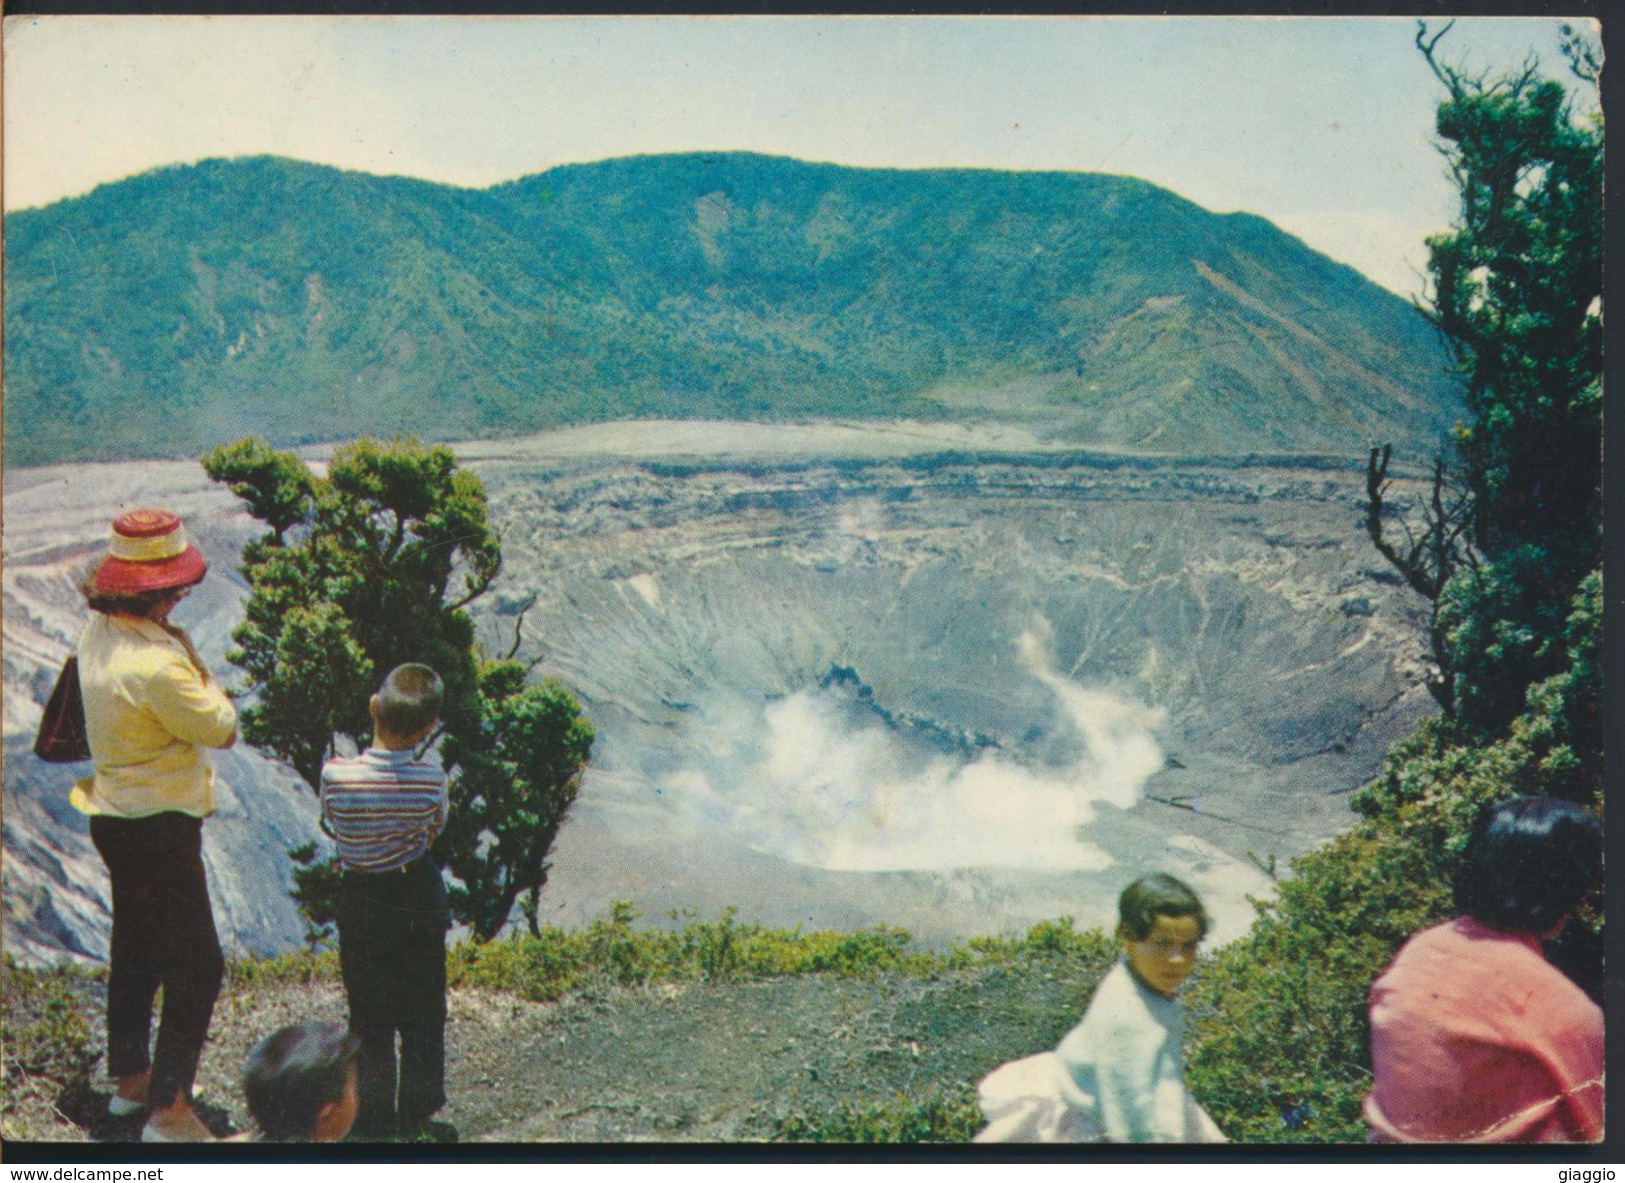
[{"x1": 72, "y1": 508, "x2": 238, "y2": 1143}]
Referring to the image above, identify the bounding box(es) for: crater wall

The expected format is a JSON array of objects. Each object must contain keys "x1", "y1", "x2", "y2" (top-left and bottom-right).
[
  {"x1": 481, "y1": 433, "x2": 1436, "y2": 945},
  {"x1": 3, "y1": 423, "x2": 1436, "y2": 959}
]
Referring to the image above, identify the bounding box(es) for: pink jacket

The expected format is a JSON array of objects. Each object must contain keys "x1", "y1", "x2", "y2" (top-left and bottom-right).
[{"x1": 1365, "y1": 915, "x2": 1603, "y2": 1142}]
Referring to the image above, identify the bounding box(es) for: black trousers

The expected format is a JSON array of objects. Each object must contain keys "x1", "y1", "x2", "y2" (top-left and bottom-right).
[
  {"x1": 88, "y1": 812, "x2": 224, "y2": 1109},
  {"x1": 336, "y1": 857, "x2": 450, "y2": 1135}
]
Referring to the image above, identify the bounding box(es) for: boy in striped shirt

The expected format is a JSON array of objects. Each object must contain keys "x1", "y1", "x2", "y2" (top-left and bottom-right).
[{"x1": 321, "y1": 664, "x2": 450, "y2": 1140}]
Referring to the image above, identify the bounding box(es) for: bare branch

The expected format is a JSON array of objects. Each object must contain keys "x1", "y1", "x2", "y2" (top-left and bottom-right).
[
  {"x1": 1368, "y1": 449, "x2": 1469, "y2": 595},
  {"x1": 448, "y1": 548, "x2": 502, "y2": 614},
  {"x1": 1365, "y1": 442, "x2": 1477, "y2": 719},
  {"x1": 1416, "y1": 20, "x2": 1461, "y2": 93},
  {"x1": 1560, "y1": 23, "x2": 1602, "y2": 85},
  {"x1": 380, "y1": 511, "x2": 408, "y2": 566},
  {"x1": 1365, "y1": 444, "x2": 1440, "y2": 599},
  {"x1": 504, "y1": 595, "x2": 538, "y2": 661},
  {"x1": 1482, "y1": 59, "x2": 1541, "y2": 101}
]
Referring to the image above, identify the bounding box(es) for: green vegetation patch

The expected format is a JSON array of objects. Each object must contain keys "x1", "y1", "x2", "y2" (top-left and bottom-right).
[
  {"x1": 1, "y1": 958, "x2": 102, "y2": 1138},
  {"x1": 223, "y1": 946, "x2": 342, "y2": 995},
  {"x1": 775, "y1": 1083, "x2": 984, "y2": 1144},
  {"x1": 449, "y1": 903, "x2": 1116, "y2": 1002}
]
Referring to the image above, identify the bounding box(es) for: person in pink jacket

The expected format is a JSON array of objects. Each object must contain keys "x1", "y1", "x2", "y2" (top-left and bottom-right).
[{"x1": 1365, "y1": 796, "x2": 1603, "y2": 1143}]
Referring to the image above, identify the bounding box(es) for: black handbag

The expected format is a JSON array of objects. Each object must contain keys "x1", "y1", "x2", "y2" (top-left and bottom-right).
[{"x1": 34, "y1": 656, "x2": 91, "y2": 763}]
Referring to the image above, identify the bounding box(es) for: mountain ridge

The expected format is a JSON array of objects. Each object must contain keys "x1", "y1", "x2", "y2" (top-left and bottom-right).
[{"x1": 4, "y1": 151, "x2": 1459, "y2": 467}]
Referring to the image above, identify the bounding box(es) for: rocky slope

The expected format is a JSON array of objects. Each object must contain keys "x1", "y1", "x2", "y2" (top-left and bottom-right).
[
  {"x1": 482, "y1": 424, "x2": 1435, "y2": 946},
  {"x1": 2, "y1": 463, "x2": 319, "y2": 965},
  {"x1": 4, "y1": 421, "x2": 1438, "y2": 963}
]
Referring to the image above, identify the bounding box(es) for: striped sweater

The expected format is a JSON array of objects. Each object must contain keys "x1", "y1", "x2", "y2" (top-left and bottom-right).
[{"x1": 320, "y1": 747, "x2": 448, "y2": 872}]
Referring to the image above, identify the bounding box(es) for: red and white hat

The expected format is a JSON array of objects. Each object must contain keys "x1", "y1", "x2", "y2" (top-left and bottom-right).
[{"x1": 92, "y1": 508, "x2": 208, "y2": 594}]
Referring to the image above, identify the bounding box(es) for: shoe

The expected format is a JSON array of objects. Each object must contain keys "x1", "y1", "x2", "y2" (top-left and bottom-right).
[
  {"x1": 141, "y1": 1120, "x2": 216, "y2": 1144},
  {"x1": 109, "y1": 1081, "x2": 201, "y2": 1117}
]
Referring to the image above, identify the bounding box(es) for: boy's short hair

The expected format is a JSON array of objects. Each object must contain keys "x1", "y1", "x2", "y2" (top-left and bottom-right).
[
  {"x1": 1118, "y1": 873, "x2": 1210, "y2": 941},
  {"x1": 243, "y1": 1021, "x2": 360, "y2": 1142},
  {"x1": 1454, "y1": 796, "x2": 1601, "y2": 936},
  {"x1": 375, "y1": 663, "x2": 444, "y2": 737}
]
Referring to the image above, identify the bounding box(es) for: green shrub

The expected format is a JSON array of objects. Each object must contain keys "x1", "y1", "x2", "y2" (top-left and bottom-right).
[
  {"x1": 448, "y1": 902, "x2": 948, "y2": 1001},
  {"x1": 957, "y1": 915, "x2": 1118, "y2": 966},
  {"x1": 776, "y1": 1084, "x2": 983, "y2": 1143},
  {"x1": 581, "y1": 900, "x2": 660, "y2": 986},
  {"x1": 225, "y1": 946, "x2": 341, "y2": 993},
  {"x1": 1184, "y1": 822, "x2": 1452, "y2": 1143}
]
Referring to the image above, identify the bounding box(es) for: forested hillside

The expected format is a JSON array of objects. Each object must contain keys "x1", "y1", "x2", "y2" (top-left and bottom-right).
[{"x1": 5, "y1": 153, "x2": 1458, "y2": 466}]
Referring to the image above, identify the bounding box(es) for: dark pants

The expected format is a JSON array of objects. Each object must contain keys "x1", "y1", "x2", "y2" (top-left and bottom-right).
[
  {"x1": 89, "y1": 812, "x2": 224, "y2": 1110},
  {"x1": 337, "y1": 857, "x2": 449, "y2": 1136}
]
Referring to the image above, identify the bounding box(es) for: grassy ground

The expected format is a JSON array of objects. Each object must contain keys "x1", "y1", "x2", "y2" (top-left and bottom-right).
[{"x1": 2, "y1": 910, "x2": 1119, "y2": 1144}]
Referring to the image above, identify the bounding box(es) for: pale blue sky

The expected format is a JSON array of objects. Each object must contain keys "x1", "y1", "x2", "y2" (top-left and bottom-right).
[{"x1": 2, "y1": 15, "x2": 1590, "y2": 297}]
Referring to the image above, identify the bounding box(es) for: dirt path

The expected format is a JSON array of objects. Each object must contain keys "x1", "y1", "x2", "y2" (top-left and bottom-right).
[{"x1": 66, "y1": 957, "x2": 1103, "y2": 1144}]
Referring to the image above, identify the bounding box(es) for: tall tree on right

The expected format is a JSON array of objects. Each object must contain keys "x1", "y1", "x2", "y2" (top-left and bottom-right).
[
  {"x1": 1185, "y1": 30, "x2": 1605, "y2": 1139},
  {"x1": 1368, "y1": 20, "x2": 1602, "y2": 741}
]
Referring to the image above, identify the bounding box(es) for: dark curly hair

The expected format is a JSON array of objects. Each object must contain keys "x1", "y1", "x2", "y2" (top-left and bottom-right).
[{"x1": 1454, "y1": 796, "x2": 1601, "y2": 936}]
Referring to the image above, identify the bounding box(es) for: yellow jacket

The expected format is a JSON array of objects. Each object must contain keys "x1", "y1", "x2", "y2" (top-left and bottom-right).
[{"x1": 70, "y1": 613, "x2": 237, "y2": 819}]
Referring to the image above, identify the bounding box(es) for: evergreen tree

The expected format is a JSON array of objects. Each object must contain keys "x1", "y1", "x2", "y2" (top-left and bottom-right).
[
  {"x1": 438, "y1": 660, "x2": 594, "y2": 939},
  {"x1": 1368, "y1": 20, "x2": 1602, "y2": 737},
  {"x1": 203, "y1": 434, "x2": 592, "y2": 941}
]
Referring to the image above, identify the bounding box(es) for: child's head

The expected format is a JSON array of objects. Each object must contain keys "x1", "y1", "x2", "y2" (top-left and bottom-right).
[
  {"x1": 371, "y1": 663, "x2": 444, "y2": 744},
  {"x1": 243, "y1": 1021, "x2": 361, "y2": 1143},
  {"x1": 1455, "y1": 796, "x2": 1601, "y2": 937},
  {"x1": 1117, "y1": 873, "x2": 1209, "y2": 996}
]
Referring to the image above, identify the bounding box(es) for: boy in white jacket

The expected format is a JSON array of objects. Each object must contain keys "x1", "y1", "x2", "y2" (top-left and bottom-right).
[{"x1": 977, "y1": 874, "x2": 1225, "y2": 1143}]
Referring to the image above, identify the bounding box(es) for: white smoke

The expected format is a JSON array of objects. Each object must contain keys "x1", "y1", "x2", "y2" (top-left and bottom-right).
[{"x1": 655, "y1": 628, "x2": 1167, "y2": 873}]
